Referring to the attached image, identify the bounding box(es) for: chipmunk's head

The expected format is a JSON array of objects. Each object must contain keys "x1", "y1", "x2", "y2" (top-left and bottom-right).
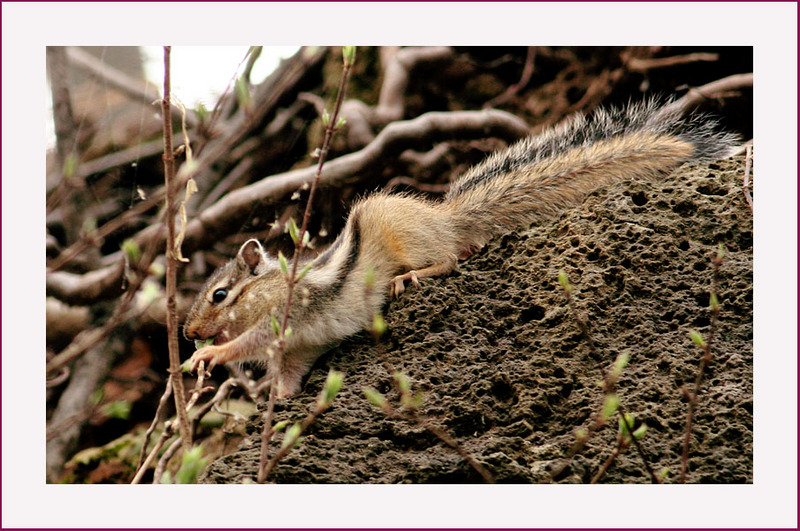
[{"x1": 183, "y1": 239, "x2": 287, "y2": 345}]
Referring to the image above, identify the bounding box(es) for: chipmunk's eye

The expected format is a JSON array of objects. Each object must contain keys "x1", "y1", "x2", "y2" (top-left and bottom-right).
[{"x1": 212, "y1": 288, "x2": 228, "y2": 303}]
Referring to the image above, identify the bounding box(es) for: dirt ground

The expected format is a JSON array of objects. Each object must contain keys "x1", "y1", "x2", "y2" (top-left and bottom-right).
[{"x1": 201, "y1": 155, "x2": 753, "y2": 484}]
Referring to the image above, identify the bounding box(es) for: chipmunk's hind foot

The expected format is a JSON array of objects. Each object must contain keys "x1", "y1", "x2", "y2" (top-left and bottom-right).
[{"x1": 390, "y1": 253, "x2": 459, "y2": 298}]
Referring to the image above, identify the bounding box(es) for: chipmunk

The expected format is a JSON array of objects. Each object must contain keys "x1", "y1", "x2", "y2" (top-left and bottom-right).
[{"x1": 183, "y1": 99, "x2": 738, "y2": 397}]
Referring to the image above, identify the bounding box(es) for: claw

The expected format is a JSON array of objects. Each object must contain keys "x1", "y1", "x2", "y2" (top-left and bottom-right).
[{"x1": 390, "y1": 270, "x2": 420, "y2": 298}]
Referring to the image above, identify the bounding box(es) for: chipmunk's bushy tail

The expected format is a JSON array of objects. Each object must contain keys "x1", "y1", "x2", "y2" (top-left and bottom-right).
[{"x1": 441, "y1": 99, "x2": 739, "y2": 250}]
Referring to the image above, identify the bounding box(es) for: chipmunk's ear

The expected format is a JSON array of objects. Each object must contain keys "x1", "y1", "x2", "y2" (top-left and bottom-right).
[{"x1": 237, "y1": 239, "x2": 266, "y2": 274}]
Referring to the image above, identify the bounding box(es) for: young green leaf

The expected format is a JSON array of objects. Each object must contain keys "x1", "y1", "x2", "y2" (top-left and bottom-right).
[
  {"x1": 393, "y1": 371, "x2": 411, "y2": 394},
  {"x1": 618, "y1": 412, "x2": 636, "y2": 435},
  {"x1": 632, "y1": 424, "x2": 648, "y2": 440},
  {"x1": 272, "y1": 420, "x2": 290, "y2": 433},
  {"x1": 601, "y1": 394, "x2": 620, "y2": 420},
  {"x1": 557, "y1": 270, "x2": 573, "y2": 293},
  {"x1": 363, "y1": 387, "x2": 388, "y2": 409},
  {"x1": 288, "y1": 218, "x2": 300, "y2": 244},
  {"x1": 176, "y1": 446, "x2": 209, "y2": 484},
  {"x1": 610, "y1": 352, "x2": 630, "y2": 381},
  {"x1": 278, "y1": 251, "x2": 289, "y2": 277},
  {"x1": 121, "y1": 238, "x2": 141, "y2": 263},
  {"x1": 709, "y1": 292, "x2": 719, "y2": 312},
  {"x1": 372, "y1": 313, "x2": 387, "y2": 338},
  {"x1": 271, "y1": 316, "x2": 281, "y2": 336},
  {"x1": 342, "y1": 46, "x2": 357, "y2": 67},
  {"x1": 319, "y1": 370, "x2": 344, "y2": 408},
  {"x1": 689, "y1": 329, "x2": 707, "y2": 348},
  {"x1": 282, "y1": 422, "x2": 302, "y2": 450},
  {"x1": 295, "y1": 262, "x2": 313, "y2": 283}
]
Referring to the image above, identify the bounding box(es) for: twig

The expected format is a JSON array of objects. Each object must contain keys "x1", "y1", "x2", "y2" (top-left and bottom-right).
[
  {"x1": 47, "y1": 46, "x2": 89, "y2": 247},
  {"x1": 153, "y1": 436, "x2": 183, "y2": 484},
  {"x1": 412, "y1": 413, "x2": 495, "y2": 484},
  {"x1": 556, "y1": 272, "x2": 660, "y2": 484},
  {"x1": 161, "y1": 45, "x2": 192, "y2": 454},
  {"x1": 137, "y1": 378, "x2": 173, "y2": 472},
  {"x1": 48, "y1": 189, "x2": 164, "y2": 272},
  {"x1": 257, "y1": 47, "x2": 355, "y2": 485},
  {"x1": 625, "y1": 52, "x2": 719, "y2": 73},
  {"x1": 483, "y1": 46, "x2": 536, "y2": 108},
  {"x1": 131, "y1": 424, "x2": 174, "y2": 484},
  {"x1": 658, "y1": 72, "x2": 753, "y2": 116},
  {"x1": 679, "y1": 247, "x2": 724, "y2": 483},
  {"x1": 590, "y1": 437, "x2": 624, "y2": 484},
  {"x1": 742, "y1": 145, "x2": 753, "y2": 211},
  {"x1": 259, "y1": 400, "x2": 323, "y2": 481}
]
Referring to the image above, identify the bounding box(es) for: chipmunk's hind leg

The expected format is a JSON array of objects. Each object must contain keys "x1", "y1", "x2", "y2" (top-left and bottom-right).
[{"x1": 390, "y1": 253, "x2": 458, "y2": 298}]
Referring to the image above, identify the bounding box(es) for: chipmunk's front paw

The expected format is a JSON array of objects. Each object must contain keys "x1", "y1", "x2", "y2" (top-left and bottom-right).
[
  {"x1": 390, "y1": 271, "x2": 420, "y2": 298},
  {"x1": 187, "y1": 345, "x2": 224, "y2": 372}
]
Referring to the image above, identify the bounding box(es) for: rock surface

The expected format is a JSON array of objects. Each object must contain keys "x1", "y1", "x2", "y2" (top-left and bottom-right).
[{"x1": 201, "y1": 156, "x2": 753, "y2": 484}]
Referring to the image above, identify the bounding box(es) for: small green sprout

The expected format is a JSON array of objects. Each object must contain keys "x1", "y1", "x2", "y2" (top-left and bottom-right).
[
  {"x1": 558, "y1": 270, "x2": 573, "y2": 294},
  {"x1": 342, "y1": 46, "x2": 357, "y2": 67},
  {"x1": 363, "y1": 387, "x2": 388, "y2": 409},
  {"x1": 393, "y1": 371, "x2": 411, "y2": 394},
  {"x1": 270, "y1": 316, "x2": 281, "y2": 336},
  {"x1": 121, "y1": 238, "x2": 141, "y2": 263},
  {"x1": 689, "y1": 329, "x2": 707, "y2": 349},
  {"x1": 364, "y1": 267, "x2": 377, "y2": 289},
  {"x1": 295, "y1": 262, "x2": 313, "y2": 283},
  {"x1": 102, "y1": 400, "x2": 132, "y2": 420},
  {"x1": 175, "y1": 445, "x2": 209, "y2": 484},
  {"x1": 194, "y1": 339, "x2": 214, "y2": 350},
  {"x1": 601, "y1": 394, "x2": 620, "y2": 420},
  {"x1": 278, "y1": 251, "x2": 289, "y2": 277},
  {"x1": 287, "y1": 218, "x2": 300, "y2": 244},
  {"x1": 63, "y1": 153, "x2": 79, "y2": 180},
  {"x1": 709, "y1": 292, "x2": 719, "y2": 312},
  {"x1": 272, "y1": 420, "x2": 290, "y2": 433},
  {"x1": 319, "y1": 370, "x2": 344, "y2": 408},
  {"x1": 372, "y1": 313, "x2": 387, "y2": 338},
  {"x1": 282, "y1": 422, "x2": 302, "y2": 450}
]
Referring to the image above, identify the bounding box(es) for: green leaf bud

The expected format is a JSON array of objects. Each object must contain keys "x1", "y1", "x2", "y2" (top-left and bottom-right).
[
  {"x1": 689, "y1": 329, "x2": 707, "y2": 348},
  {"x1": 601, "y1": 394, "x2": 620, "y2": 420},
  {"x1": 558, "y1": 270, "x2": 573, "y2": 293},
  {"x1": 342, "y1": 46, "x2": 357, "y2": 66},
  {"x1": 278, "y1": 251, "x2": 289, "y2": 277},
  {"x1": 363, "y1": 387, "x2": 388, "y2": 409},
  {"x1": 282, "y1": 422, "x2": 302, "y2": 450},
  {"x1": 319, "y1": 370, "x2": 344, "y2": 408}
]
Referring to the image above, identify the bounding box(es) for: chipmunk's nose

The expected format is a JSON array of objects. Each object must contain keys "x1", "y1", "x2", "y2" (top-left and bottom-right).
[{"x1": 183, "y1": 325, "x2": 199, "y2": 340}]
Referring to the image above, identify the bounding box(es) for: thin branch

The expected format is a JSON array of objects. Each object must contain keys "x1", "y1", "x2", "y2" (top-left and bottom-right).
[
  {"x1": 679, "y1": 247, "x2": 724, "y2": 483},
  {"x1": 555, "y1": 273, "x2": 660, "y2": 484},
  {"x1": 257, "y1": 48, "x2": 355, "y2": 485},
  {"x1": 161, "y1": 45, "x2": 192, "y2": 454},
  {"x1": 484, "y1": 46, "x2": 536, "y2": 108},
  {"x1": 658, "y1": 72, "x2": 753, "y2": 116},
  {"x1": 137, "y1": 378, "x2": 172, "y2": 472},
  {"x1": 626, "y1": 52, "x2": 719, "y2": 73}
]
